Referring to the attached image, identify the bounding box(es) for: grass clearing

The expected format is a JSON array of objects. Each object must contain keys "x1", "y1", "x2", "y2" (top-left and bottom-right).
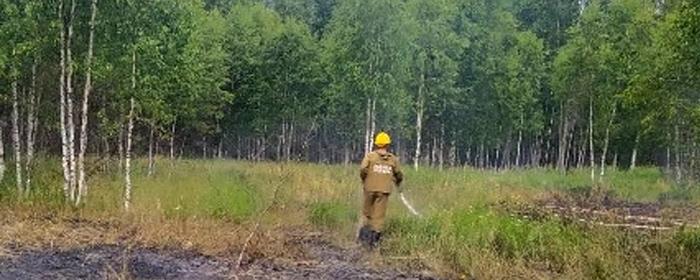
[{"x1": 1, "y1": 159, "x2": 700, "y2": 279}]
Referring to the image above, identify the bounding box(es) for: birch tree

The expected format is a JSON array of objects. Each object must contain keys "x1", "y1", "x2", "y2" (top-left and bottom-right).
[
  {"x1": 0, "y1": 126, "x2": 4, "y2": 183},
  {"x1": 76, "y1": 0, "x2": 98, "y2": 204},
  {"x1": 405, "y1": 0, "x2": 461, "y2": 170}
]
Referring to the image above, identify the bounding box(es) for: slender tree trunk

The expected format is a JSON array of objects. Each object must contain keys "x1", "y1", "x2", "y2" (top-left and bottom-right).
[
  {"x1": 58, "y1": 0, "x2": 71, "y2": 198},
  {"x1": 66, "y1": 0, "x2": 77, "y2": 201},
  {"x1": 557, "y1": 102, "x2": 571, "y2": 171},
  {"x1": 76, "y1": 0, "x2": 98, "y2": 205},
  {"x1": 170, "y1": 120, "x2": 176, "y2": 161},
  {"x1": 577, "y1": 136, "x2": 585, "y2": 168},
  {"x1": 277, "y1": 123, "x2": 284, "y2": 160},
  {"x1": 124, "y1": 97, "x2": 135, "y2": 210},
  {"x1": 599, "y1": 105, "x2": 616, "y2": 178},
  {"x1": 439, "y1": 125, "x2": 445, "y2": 170},
  {"x1": 124, "y1": 51, "x2": 136, "y2": 210},
  {"x1": 666, "y1": 145, "x2": 671, "y2": 172},
  {"x1": 118, "y1": 122, "x2": 124, "y2": 173},
  {"x1": 630, "y1": 132, "x2": 640, "y2": 170},
  {"x1": 431, "y1": 137, "x2": 437, "y2": 167},
  {"x1": 533, "y1": 136, "x2": 542, "y2": 167},
  {"x1": 0, "y1": 127, "x2": 5, "y2": 183},
  {"x1": 414, "y1": 73, "x2": 425, "y2": 170},
  {"x1": 479, "y1": 142, "x2": 485, "y2": 169},
  {"x1": 147, "y1": 124, "x2": 155, "y2": 176},
  {"x1": 449, "y1": 140, "x2": 457, "y2": 167},
  {"x1": 218, "y1": 135, "x2": 224, "y2": 159},
  {"x1": 466, "y1": 146, "x2": 472, "y2": 167},
  {"x1": 11, "y1": 75, "x2": 22, "y2": 194},
  {"x1": 674, "y1": 123, "x2": 682, "y2": 183},
  {"x1": 203, "y1": 137, "x2": 208, "y2": 158},
  {"x1": 236, "y1": 136, "x2": 241, "y2": 160},
  {"x1": 545, "y1": 116, "x2": 553, "y2": 166},
  {"x1": 691, "y1": 141, "x2": 697, "y2": 183},
  {"x1": 495, "y1": 148, "x2": 501, "y2": 170},
  {"x1": 589, "y1": 96, "x2": 595, "y2": 184},
  {"x1": 286, "y1": 123, "x2": 293, "y2": 161},
  {"x1": 486, "y1": 149, "x2": 491, "y2": 169},
  {"x1": 25, "y1": 61, "x2": 37, "y2": 193},
  {"x1": 370, "y1": 98, "x2": 376, "y2": 148},
  {"x1": 516, "y1": 114, "x2": 523, "y2": 168},
  {"x1": 364, "y1": 98, "x2": 371, "y2": 154}
]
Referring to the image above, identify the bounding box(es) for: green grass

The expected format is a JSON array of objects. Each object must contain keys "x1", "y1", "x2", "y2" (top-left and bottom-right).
[
  {"x1": 1, "y1": 158, "x2": 699, "y2": 279},
  {"x1": 308, "y1": 201, "x2": 356, "y2": 228}
]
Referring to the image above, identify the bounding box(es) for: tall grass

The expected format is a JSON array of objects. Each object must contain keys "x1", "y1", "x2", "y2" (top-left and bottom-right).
[{"x1": 1, "y1": 158, "x2": 699, "y2": 278}]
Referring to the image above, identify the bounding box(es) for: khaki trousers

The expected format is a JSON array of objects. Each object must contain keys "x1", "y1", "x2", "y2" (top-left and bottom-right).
[{"x1": 363, "y1": 191, "x2": 390, "y2": 232}]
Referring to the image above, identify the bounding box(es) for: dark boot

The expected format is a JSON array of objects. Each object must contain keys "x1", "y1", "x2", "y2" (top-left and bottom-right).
[
  {"x1": 369, "y1": 231, "x2": 382, "y2": 249},
  {"x1": 358, "y1": 225, "x2": 373, "y2": 247}
]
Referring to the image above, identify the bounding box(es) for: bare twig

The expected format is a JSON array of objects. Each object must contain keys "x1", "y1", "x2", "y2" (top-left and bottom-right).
[{"x1": 234, "y1": 165, "x2": 289, "y2": 277}]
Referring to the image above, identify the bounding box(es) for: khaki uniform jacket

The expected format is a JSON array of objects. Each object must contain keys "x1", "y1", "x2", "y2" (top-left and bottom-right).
[{"x1": 360, "y1": 150, "x2": 403, "y2": 193}]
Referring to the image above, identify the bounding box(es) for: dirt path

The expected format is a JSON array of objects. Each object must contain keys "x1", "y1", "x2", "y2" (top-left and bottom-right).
[{"x1": 0, "y1": 234, "x2": 437, "y2": 280}]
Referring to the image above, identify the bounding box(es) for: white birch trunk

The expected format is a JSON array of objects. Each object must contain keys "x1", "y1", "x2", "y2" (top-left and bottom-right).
[
  {"x1": 364, "y1": 98, "x2": 371, "y2": 154},
  {"x1": 277, "y1": 124, "x2": 284, "y2": 160},
  {"x1": 600, "y1": 105, "x2": 616, "y2": 177},
  {"x1": 630, "y1": 132, "x2": 640, "y2": 170},
  {"x1": 449, "y1": 140, "x2": 457, "y2": 167},
  {"x1": 58, "y1": 0, "x2": 71, "y2": 198},
  {"x1": 11, "y1": 76, "x2": 22, "y2": 194},
  {"x1": 674, "y1": 124, "x2": 682, "y2": 183},
  {"x1": 118, "y1": 122, "x2": 124, "y2": 173},
  {"x1": 124, "y1": 51, "x2": 136, "y2": 210},
  {"x1": 76, "y1": 0, "x2": 98, "y2": 205},
  {"x1": 170, "y1": 120, "x2": 176, "y2": 161},
  {"x1": 218, "y1": 137, "x2": 223, "y2": 159},
  {"x1": 369, "y1": 98, "x2": 376, "y2": 149},
  {"x1": 516, "y1": 114, "x2": 523, "y2": 167},
  {"x1": 589, "y1": 96, "x2": 595, "y2": 184},
  {"x1": 124, "y1": 97, "x2": 135, "y2": 210},
  {"x1": 286, "y1": 123, "x2": 293, "y2": 161},
  {"x1": 25, "y1": 61, "x2": 37, "y2": 193},
  {"x1": 666, "y1": 145, "x2": 671, "y2": 171},
  {"x1": 147, "y1": 124, "x2": 154, "y2": 176},
  {"x1": 439, "y1": 125, "x2": 445, "y2": 170},
  {"x1": 414, "y1": 75, "x2": 424, "y2": 170},
  {"x1": 0, "y1": 127, "x2": 5, "y2": 183},
  {"x1": 557, "y1": 102, "x2": 571, "y2": 171},
  {"x1": 203, "y1": 137, "x2": 208, "y2": 158},
  {"x1": 66, "y1": 0, "x2": 77, "y2": 201}
]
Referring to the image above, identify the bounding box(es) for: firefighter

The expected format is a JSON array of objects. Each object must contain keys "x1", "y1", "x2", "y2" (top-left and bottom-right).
[{"x1": 358, "y1": 132, "x2": 403, "y2": 248}]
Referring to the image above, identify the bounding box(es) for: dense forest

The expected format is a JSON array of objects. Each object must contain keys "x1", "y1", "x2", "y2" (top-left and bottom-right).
[{"x1": 1, "y1": 0, "x2": 699, "y2": 203}]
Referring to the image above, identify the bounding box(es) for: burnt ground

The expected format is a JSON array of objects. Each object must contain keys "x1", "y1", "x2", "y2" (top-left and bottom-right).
[{"x1": 0, "y1": 233, "x2": 438, "y2": 280}]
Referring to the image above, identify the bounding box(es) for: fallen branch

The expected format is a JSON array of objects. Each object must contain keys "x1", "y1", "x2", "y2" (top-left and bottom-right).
[{"x1": 595, "y1": 222, "x2": 672, "y2": 231}]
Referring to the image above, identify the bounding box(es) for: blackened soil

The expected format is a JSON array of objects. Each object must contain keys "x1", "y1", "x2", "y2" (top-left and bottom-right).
[
  {"x1": 0, "y1": 235, "x2": 438, "y2": 280},
  {"x1": 238, "y1": 234, "x2": 437, "y2": 280},
  {"x1": 0, "y1": 245, "x2": 232, "y2": 280}
]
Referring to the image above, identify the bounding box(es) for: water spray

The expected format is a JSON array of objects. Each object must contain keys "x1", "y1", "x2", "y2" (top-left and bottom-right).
[{"x1": 399, "y1": 191, "x2": 422, "y2": 217}]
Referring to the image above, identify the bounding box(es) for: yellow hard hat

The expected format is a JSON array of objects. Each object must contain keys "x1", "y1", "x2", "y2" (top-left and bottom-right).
[{"x1": 375, "y1": 132, "x2": 391, "y2": 146}]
